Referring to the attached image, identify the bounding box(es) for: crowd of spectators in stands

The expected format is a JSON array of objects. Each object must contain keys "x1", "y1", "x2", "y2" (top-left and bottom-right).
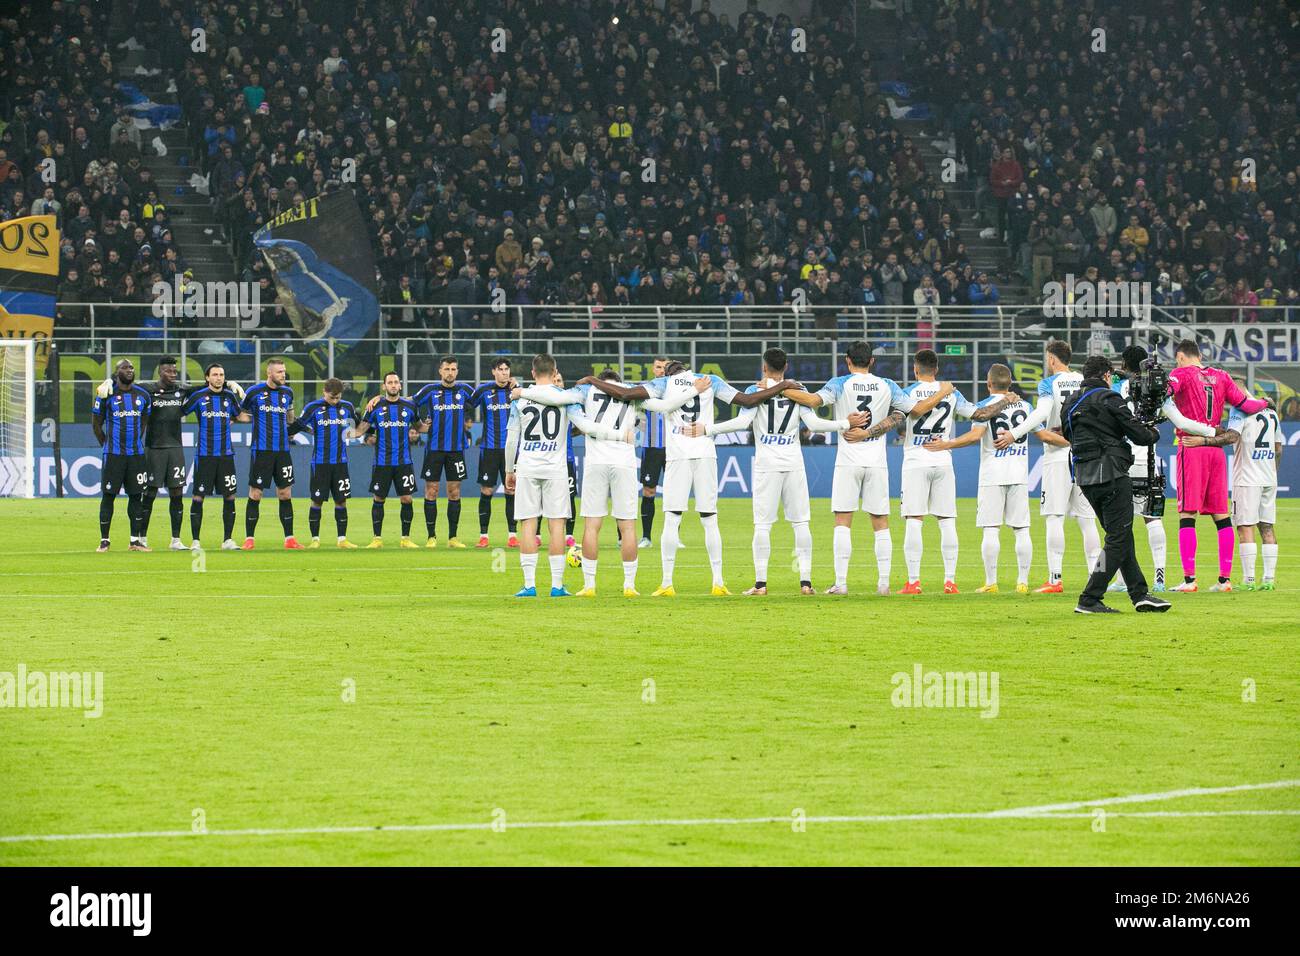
[
  {"x1": 1, "y1": 0, "x2": 1298, "y2": 339},
  {"x1": 917, "y1": 0, "x2": 1300, "y2": 324}
]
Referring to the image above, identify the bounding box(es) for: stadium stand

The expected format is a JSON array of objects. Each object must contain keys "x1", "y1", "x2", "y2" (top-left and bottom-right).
[{"x1": 1, "y1": 0, "x2": 1297, "y2": 336}]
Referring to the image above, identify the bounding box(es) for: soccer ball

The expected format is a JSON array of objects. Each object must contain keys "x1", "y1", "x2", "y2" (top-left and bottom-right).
[{"x1": 566, "y1": 544, "x2": 583, "y2": 568}]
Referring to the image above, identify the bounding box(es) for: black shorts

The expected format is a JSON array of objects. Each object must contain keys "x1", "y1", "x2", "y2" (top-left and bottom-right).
[
  {"x1": 477, "y1": 448, "x2": 508, "y2": 487},
  {"x1": 147, "y1": 446, "x2": 186, "y2": 490},
  {"x1": 422, "y1": 450, "x2": 468, "y2": 482},
  {"x1": 639, "y1": 447, "x2": 666, "y2": 487},
  {"x1": 102, "y1": 453, "x2": 149, "y2": 496},
  {"x1": 193, "y1": 455, "x2": 237, "y2": 498},
  {"x1": 249, "y1": 450, "x2": 295, "y2": 489},
  {"x1": 567, "y1": 459, "x2": 577, "y2": 497},
  {"x1": 371, "y1": 463, "x2": 418, "y2": 498},
  {"x1": 310, "y1": 463, "x2": 352, "y2": 503}
]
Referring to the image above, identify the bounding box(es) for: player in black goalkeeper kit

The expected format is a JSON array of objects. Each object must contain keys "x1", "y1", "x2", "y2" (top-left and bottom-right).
[{"x1": 98, "y1": 356, "x2": 228, "y2": 550}]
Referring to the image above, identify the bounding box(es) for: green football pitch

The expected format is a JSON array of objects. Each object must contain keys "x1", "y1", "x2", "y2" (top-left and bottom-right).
[{"x1": 1, "y1": 497, "x2": 1297, "y2": 866}]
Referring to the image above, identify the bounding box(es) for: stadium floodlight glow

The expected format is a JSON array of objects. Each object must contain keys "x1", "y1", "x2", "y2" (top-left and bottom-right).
[{"x1": 0, "y1": 338, "x2": 36, "y2": 499}]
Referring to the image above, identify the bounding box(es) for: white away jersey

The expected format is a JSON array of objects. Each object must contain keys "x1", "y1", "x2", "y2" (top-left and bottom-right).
[
  {"x1": 642, "y1": 371, "x2": 738, "y2": 460},
  {"x1": 575, "y1": 383, "x2": 637, "y2": 469},
  {"x1": 1032, "y1": 370, "x2": 1083, "y2": 464},
  {"x1": 1229, "y1": 406, "x2": 1281, "y2": 488},
  {"x1": 709, "y1": 384, "x2": 843, "y2": 472},
  {"x1": 816, "y1": 373, "x2": 915, "y2": 468},
  {"x1": 901, "y1": 381, "x2": 976, "y2": 469},
  {"x1": 509, "y1": 386, "x2": 585, "y2": 479},
  {"x1": 978, "y1": 396, "x2": 1040, "y2": 485}
]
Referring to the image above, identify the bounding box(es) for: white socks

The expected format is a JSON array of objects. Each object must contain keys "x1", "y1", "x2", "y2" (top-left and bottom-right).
[
  {"x1": 520, "y1": 552, "x2": 537, "y2": 589},
  {"x1": 549, "y1": 553, "x2": 565, "y2": 589},
  {"x1": 938, "y1": 517, "x2": 958, "y2": 580},
  {"x1": 1045, "y1": 515, "x2": 1065, "y2": 582},
  {"x1": 1079, "y1": 516, "x2": 1101, "y2": 573},
  {"x1": 792, "y1": 521, "x2": 812, "y2": 581},
  {"x1": 1145, "y1": 519, "x2": 1166, "y2": 580},
  {"x1": 1240, "y1": 541, "x2": 1257, "y2": 582},
  {"x1": 1014, "y1": 526, "x2": 1032, "y2": 584},
  {"x1": 874, "y1": 528, "x2": 891, "y2": 587},
  {"x1": 752, "y1": 523, "x2": 771, "y2": 582},
  {"x1": 582, "y1": 556, "x2": 597, "y2": 590},
  {"x1": 622, "y1": 559, "x2": 638, "y2": 590},
  {"x1": 981, "y1": 527, "x2": 1000, "y2": 585},
  {"x1": 660, "y1": 511, "x2": 682, "y2": 586},
  {"x1": 833, "y1": 525, "x2": 852, "y2": 587},
  {"x1": 701, "y1": 513, "x2": 723, "y2": 586},
  {"x1": 1262, "y1": 542, "x2": 1278, "y2": 581},
  {"x1": 903, "y1": 518, "x2": 923, "y2": 581}
]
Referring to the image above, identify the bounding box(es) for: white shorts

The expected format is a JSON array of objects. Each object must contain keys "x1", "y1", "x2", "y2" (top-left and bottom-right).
[
  {"x1": 1039, "y1": 459, "x2": 1095, "y2": 518},
  {"x1": 753, "y1": 468, "x2": 811, "y2": 526},
  {"x1": 977, "y1": 483, "x2": 1031, "y2": 528},
  {"x1": 831, "y1": 465, "x2": 889, "y2": 515},
  {"x1": 663, "y1": 457, "x2": 718, "y2": 513},
  {"x1": 900, "y1": 465, "x2": 957, "y2": 519},
  {"x1": 514, "y1": 474, "x2": 571, "y2": 521},
  {"x1": 1232, "y1": 484, "x2": 1277, "y2": 527},
  {"x1": 581, "y1": 463, "x2": 639, "y2": 519}
]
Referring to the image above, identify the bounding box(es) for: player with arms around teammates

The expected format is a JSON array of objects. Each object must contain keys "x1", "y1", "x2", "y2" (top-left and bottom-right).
[
  {"x1": 784, "y1": 340, "x2": 950, "y2": 595},
  {"x1": 1179, "y1": 382, "x2": 1282, "y2": 590},
  {"x1": 290, "y1": 377, "x2": 362, "y2": 549},
  {"x1": 181, "y1": 363, "x2": 250, "y2": 551},
  {"x1": 923, "y1": 363, "x2": 1068, "y2": 592},
  {"x1": 517, "y1": 367, "x2": 706, "y2": 596},
  {"x1": 505, "y1": 354, "x2": 637, "y2": 597},
  {"x1": 897, "y1": 348, "x2": 1008, "y2": 595},
  {"x1": 581, "y1": 361, "x2": 795, "y2": 596},
  {"x1": 684, "y1": 348, "x2": 853, "y2": 595},
  {"x1": 1164, "y1": 339, "x2": 1269, "y2": 592},
  {"x1": 999, "y1": 340, "x2": 1102, "y2": 593}
]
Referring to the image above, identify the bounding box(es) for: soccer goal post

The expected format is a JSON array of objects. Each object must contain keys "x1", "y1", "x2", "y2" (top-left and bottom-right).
[{"x1": 0, "y1": 339, "x2": 36, "y2": 498}]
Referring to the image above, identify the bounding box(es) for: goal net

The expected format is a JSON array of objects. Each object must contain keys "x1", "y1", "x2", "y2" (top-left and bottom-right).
[{"x1": 0, "y1": 339, "x2": 35, "y2": 498}]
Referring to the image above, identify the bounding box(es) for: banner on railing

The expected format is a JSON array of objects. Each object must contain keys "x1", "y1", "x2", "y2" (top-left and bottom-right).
[
  {"x1": 0, "y1": 213, "x2": 58, "y2": 373},
  {"x1": 253, "y1": 192, "x2": 379, "y2": 347},
  {"x1": 1147, "y1": 324, "x2": 1300, "y2": 364}
]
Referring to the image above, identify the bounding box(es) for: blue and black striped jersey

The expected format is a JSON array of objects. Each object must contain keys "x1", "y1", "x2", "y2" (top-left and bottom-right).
[
  {"x1": 365, "y1": 398, "x2": 420, "y2": 466},
  {"x1": 413, "y1": 382, "x2": 475, "y2": 451},
  {"x1": 182, "y1": 388, "x2": 242, "y2": 457},
  {"x1": 470, "y1": 383, "x2": 513, "y2": 450},
  {"x1": 298, "y1": 399, "x2": 359, "y2": 465},
  {"x1": 642, "y1": 408, "x2": 666, "y2": 449},
  {"x1": 93, "y1": 385, "x2": 152, "y2": 456},
  {"x1": 240, "y1": 382, "x2": 295, "y2": 452}
]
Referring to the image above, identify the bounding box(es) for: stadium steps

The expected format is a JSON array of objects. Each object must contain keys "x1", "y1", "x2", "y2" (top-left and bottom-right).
[
  {"x1": 115, "y1": 48, "x2": 240, "y2": 290},
  {"x1": 859, "y1": 6, "x2": 1031, "y2": 306}
]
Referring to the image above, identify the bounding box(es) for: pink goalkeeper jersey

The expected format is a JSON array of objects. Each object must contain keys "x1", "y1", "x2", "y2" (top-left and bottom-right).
[{"x1": 1168, "y1": 365, "x2": 1266, "y2": 438}]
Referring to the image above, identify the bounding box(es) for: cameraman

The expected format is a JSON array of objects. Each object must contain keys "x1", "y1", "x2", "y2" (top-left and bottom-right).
[
  {"x1": 1108, "y1": 346, "x2": 1170, "y2": 592},
  {"x1": 1063, "y1": 355, "x2": 1172, "y2": 614}
]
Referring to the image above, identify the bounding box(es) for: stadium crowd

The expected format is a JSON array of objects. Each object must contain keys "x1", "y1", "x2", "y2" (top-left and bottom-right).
[{"x1": 0, "y1": 0, "x2": 1298, "y2": 334}]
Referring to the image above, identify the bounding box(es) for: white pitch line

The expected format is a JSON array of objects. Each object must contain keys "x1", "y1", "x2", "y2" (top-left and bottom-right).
[
  {"x1": 985, "y1": 779, "x2": 1300, "y2": 816},
  {"x1": 3, "y1": 782, "x2": 1298, "y2": 845}
]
